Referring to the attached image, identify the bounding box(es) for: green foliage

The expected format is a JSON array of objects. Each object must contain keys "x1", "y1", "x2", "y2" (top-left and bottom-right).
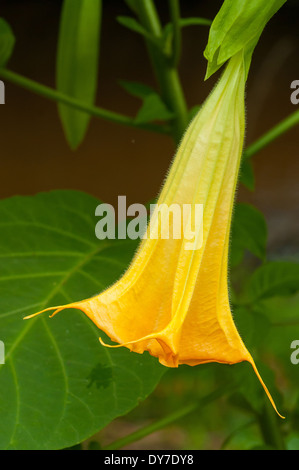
[
  {"x1": 230, "y1": 203, "x2": 267, "y2": 267},
  {"x1": 0, "y1": 18, "x2": 15, "y2": 67},
  {"x1": 246, "y1": 262, "x2": 299, "y2": 302},
  {"x1": 119, "y1": 80, "x2": 156, "y2": 99},
  {"x1": 204, "y1": 0, "x2": 287, "y2": 79},
  {"x1": 227, "y1": 362, "x2": 282, "y2": 416},
  {"x1": 239, "y1": 158, "x2": 255, "y2": 191},
  {"x1": 117, "y1": 16, "x2": 159, "y2": 45},
  {"x1": 134, "y1": 94, "x2": 174, "y2": 123},
  {"x1": 162, "y1": 17, "x2": 211, "y2": 58},
  {"x1": 119, "y1": 79, "x2": 174, "y2": 123},
  {"x1": 0, "y1": 191, "x2": 164, "y2": 449},
  {"x1": 56, "y1": 0, "x2": 102, "y2": 149},
  {"x1": 124, "y1": 0, "x2": 139, "y2": 15},
  {"x1": 118, "y1": 13, "x2": 211, "y2": 61},
  {"x1": 176, "y1": 17, "x2": 212, "y2": 28},
  {"x1": 162, "y1": 16, "x2": 212, "y2": 40}
]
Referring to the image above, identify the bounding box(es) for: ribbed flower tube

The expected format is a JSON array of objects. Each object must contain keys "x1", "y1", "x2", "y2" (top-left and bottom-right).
[{"x1": 25, "y1": 52, "x2": 284, "y2": 418}]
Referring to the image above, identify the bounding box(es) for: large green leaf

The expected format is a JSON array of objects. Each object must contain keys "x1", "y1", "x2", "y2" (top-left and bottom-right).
[
  {"x1": 56, "y1": 0, "x2": 102, "y2": 149},
  {"x1": 0, "y1": 190, "x2": 165, "y2": 450}
]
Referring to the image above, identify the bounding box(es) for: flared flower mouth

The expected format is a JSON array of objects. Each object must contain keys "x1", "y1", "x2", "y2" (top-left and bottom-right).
[{"x1": 25, "y1": 52, "x2": 284, "y2": 419}]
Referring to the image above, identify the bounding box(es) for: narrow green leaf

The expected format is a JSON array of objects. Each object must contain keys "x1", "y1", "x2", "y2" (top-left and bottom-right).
[
  {"x1": 246, "y1": 262, "x2": 299, "y2": 302},
  {"x1": 118, "y1": 79, "x2": 156, "y2": 99},
  {"x1": 179, "y1": 17, "x2": 212, "y2": 28},
  {"x1": 162, "y1": 17, "x2": 211, "y2": 57},
  {"x1": 57, "y1": 0, "x2": 102, "y2": 149},
  {"x1": 124, "y1": 0, "x2": 139, "y2": 14},
  {"x1": 117, "y1": 16, "x2": 147, "y2": 36},
  {"x1": 118, "y1": 80, "x2": 173, "y2": 123},
  {"x1": 135, "y1": 93, "x2": 174, "y2": 124},
  {"x1": 163, "y1": 16, "x2": 211, "y2": 35},
  {"x1": 0, "y1": 18, "x2": 15, "y2": 67},
  {"x1": 0, "y1": 190, "x2": 165, "y2": 449},
  {"x1": 230, "y1": 203, "x2": 267, "y2": 267},
  {"x1": 117, "y1": 16, "x2": 158, "y2": 45}
]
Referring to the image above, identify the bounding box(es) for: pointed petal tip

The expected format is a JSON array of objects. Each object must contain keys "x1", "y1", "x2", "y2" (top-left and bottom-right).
[
  {"x1": 99, "y1": 337, "x2": 124, "y2": 349},
  {"x1": 99, "y1": 334, "x2": 155, "y2": 354},
  {"x1": 99, "y1": 331, "x2": 182, "y2": 368},
  {"x1": 248, "y1": 358, "x2": 285, "y2": 419},
  {"x1": 23, "y1": 303, "x2": 79, "y2": 321},
  {"x1": 23, "y1": 306, "x2": 59, "y2": 320}
]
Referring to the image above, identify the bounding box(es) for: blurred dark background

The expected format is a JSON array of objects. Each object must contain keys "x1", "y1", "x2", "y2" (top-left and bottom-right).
[{"x1": 1, "y1": 0, "x2": 298, "y2": 255}]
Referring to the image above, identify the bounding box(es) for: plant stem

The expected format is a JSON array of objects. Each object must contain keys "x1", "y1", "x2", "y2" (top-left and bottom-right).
[
  {"x1": 244, "y1": 109, "x2": 299, "y2": 159},
  {"x1": 103, "y1": 385, "x2": 233, "y2": 450},
  {"x1": 0, "y1": 68, "x2": 170, "y2": 135},
  {"x1": 168, "y1": 0, "x2": 182, "y2": 67},
  {"x1": 257, "y1": 401, "x2": 286, "y2": 450},
  {"x1": 104, "y1": 402, "x2": 197, "y2": 450},
  {"x1": 220, "y1": 419, "x2": 256, "y2": 450},
  {"x1": 136, "y1": 0, "x2": 188, "y2": 144}
]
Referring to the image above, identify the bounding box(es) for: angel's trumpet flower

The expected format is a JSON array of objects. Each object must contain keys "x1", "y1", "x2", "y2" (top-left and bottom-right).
[{"x1": 25, "y1": 52, "x2": 283, "y2": 418}]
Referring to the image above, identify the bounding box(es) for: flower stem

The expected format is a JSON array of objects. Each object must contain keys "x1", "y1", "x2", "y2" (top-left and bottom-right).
[
  {"x1": 168, "y1": 0, "x2": 182, "y2": 67},
  {"x1": 257, "y1": 401, "x2": 286, "y2": 450},
  {"x1": 103, "y1": 402, "x2": 197, "y2": 450},
  {"x1": 103, "y1": 386, "x2": 232, "y2": 450},
  {"x1": 244, "y1": 109, "x2": 299, "y2": 159},
  {"x1": 136, "y1": 0, "x2": 188, "y2": 144},
  {"x1": 0, "y1": 68, "x2": 170, "y2": 135}
]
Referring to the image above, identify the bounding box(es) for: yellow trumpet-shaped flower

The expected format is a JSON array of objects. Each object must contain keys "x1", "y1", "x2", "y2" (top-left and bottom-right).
[{"x1": 25, "y1": 52, "x2": 283, "y2": 418}]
